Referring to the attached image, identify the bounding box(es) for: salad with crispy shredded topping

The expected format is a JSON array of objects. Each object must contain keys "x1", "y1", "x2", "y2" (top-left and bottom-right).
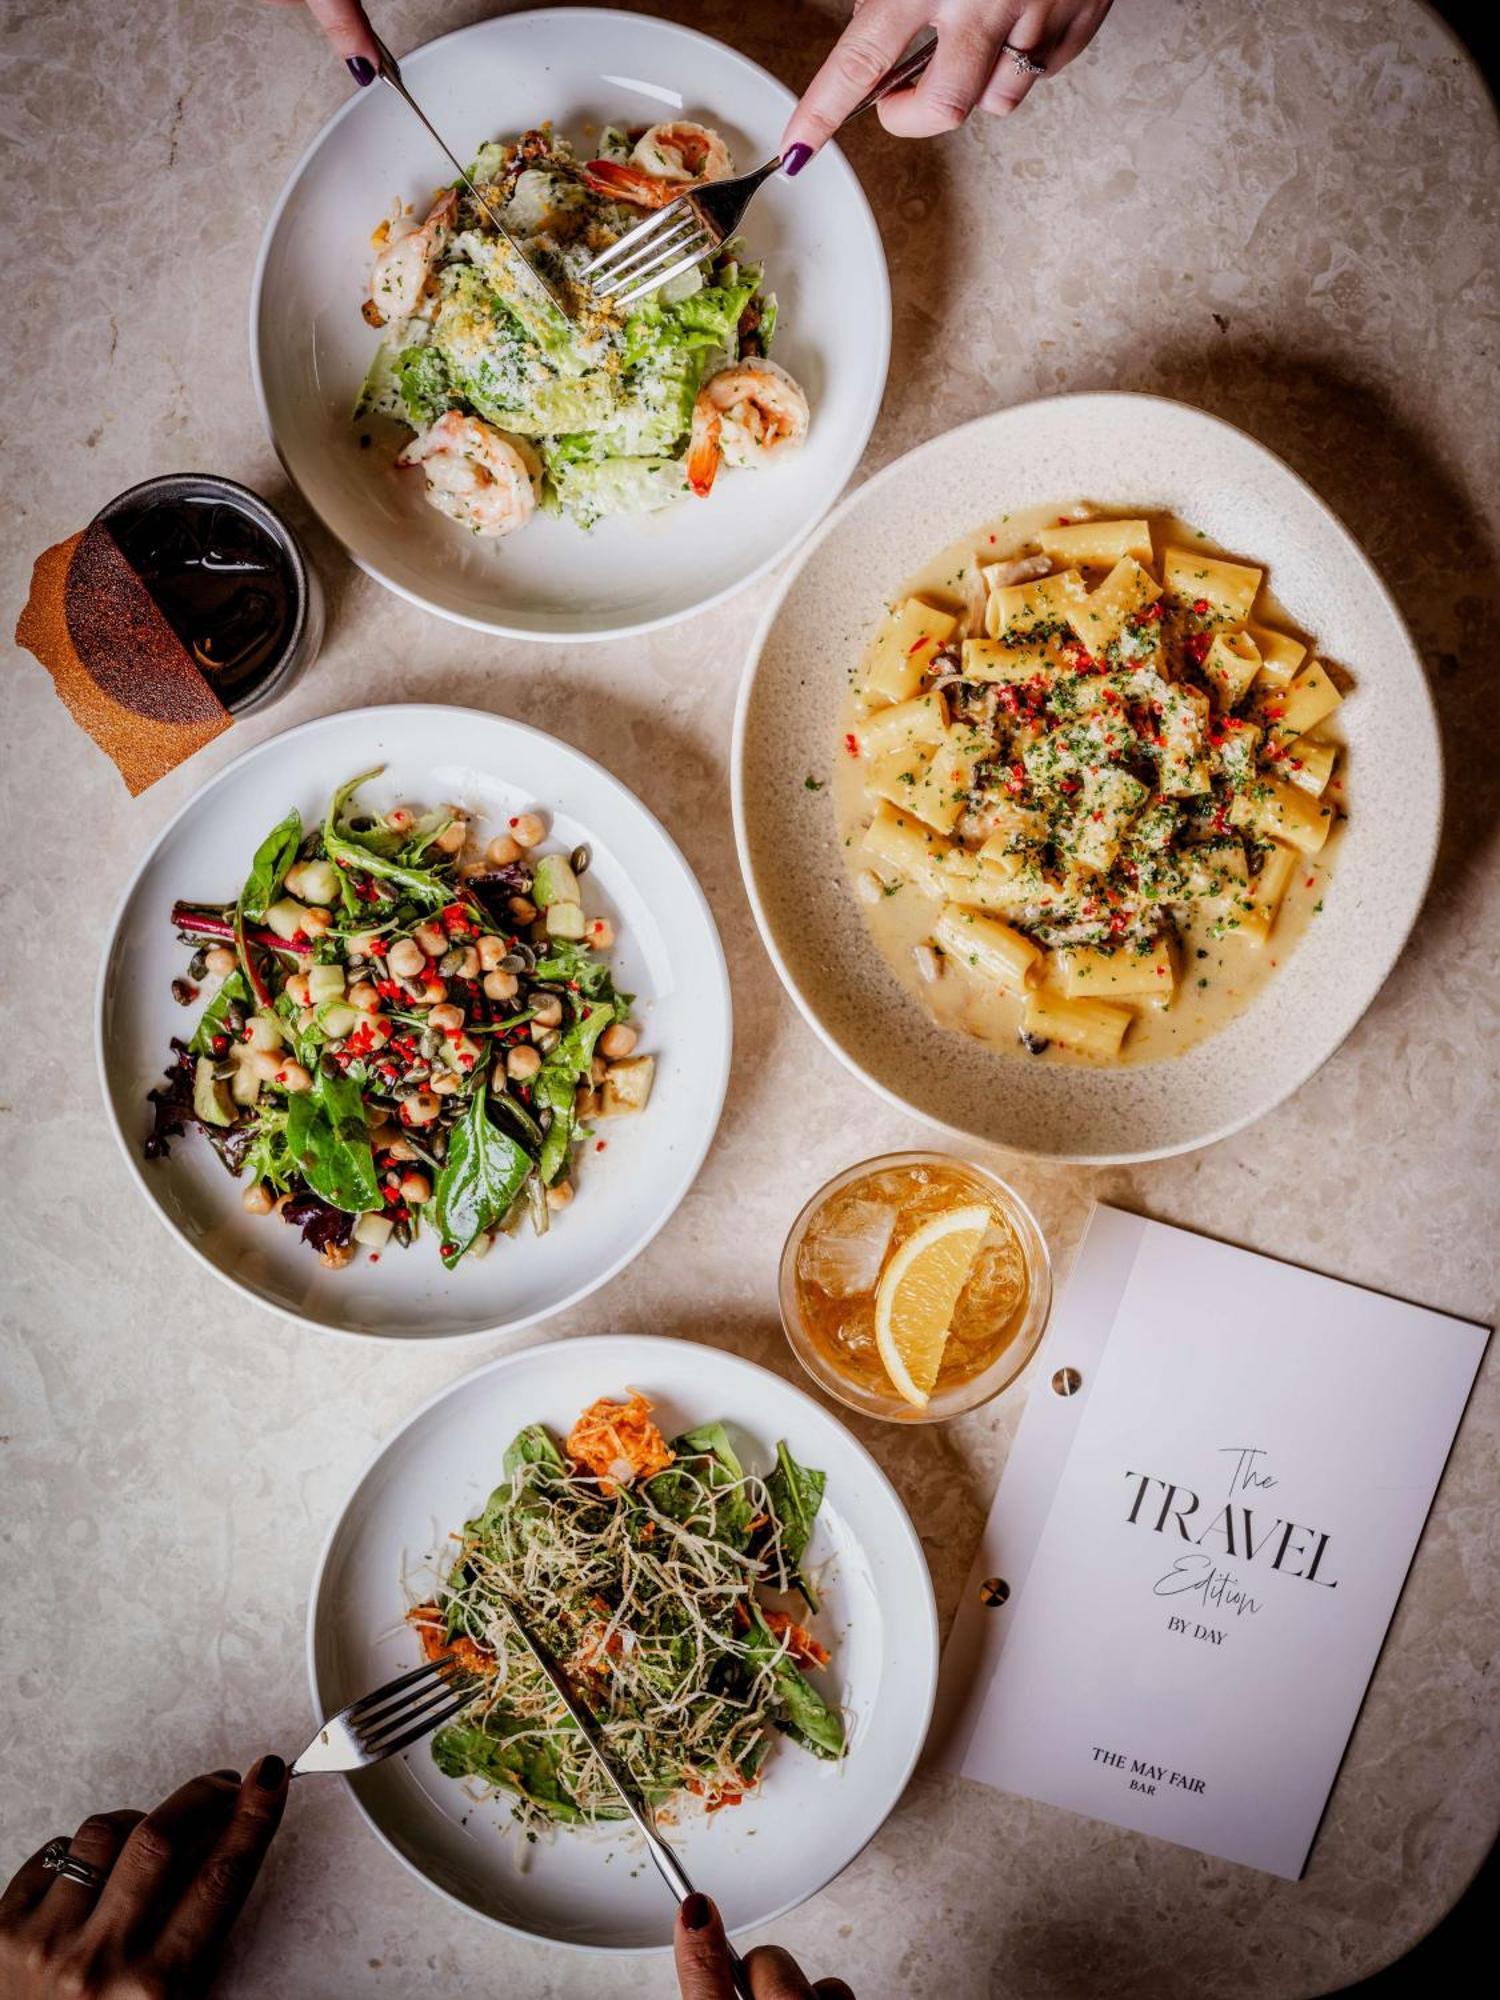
[{"x1": 409, "y1": 1394, "x2": 844, "y2": 1826}]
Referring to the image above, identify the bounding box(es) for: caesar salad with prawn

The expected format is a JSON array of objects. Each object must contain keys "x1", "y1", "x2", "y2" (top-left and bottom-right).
[{"x1": 357, "y1": 120, "x2": 809, "y2": 538}]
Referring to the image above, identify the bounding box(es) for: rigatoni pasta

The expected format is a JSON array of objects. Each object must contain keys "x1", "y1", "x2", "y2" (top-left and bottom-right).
[{"x1": 839, "y1": 507, "x2": 1348, "y2": 1065}]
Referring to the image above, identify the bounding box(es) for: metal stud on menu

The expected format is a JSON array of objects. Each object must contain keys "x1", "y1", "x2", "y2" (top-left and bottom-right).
[{"x1": 931, "y1": 1207, "x2": 1488, "y2": 1878}]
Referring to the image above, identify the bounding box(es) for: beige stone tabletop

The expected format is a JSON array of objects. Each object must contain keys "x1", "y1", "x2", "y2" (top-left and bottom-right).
[{"x1": 2, "y1": 1, "x2": 1497, "y2": 1994}]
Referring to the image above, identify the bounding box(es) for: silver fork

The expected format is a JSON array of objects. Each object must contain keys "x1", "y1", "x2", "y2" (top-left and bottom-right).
[
  {"x1": 291, "y1": 1654, "x2": 477, "y2": 1777},
  {"x1": 582, "y1": 30, "x2": 938, "y2": 309}
]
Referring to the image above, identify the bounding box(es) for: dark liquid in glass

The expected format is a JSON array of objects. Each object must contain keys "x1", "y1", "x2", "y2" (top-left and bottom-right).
[{"x1": 113, "y1": 498, "x2": 293, "y2": 707}]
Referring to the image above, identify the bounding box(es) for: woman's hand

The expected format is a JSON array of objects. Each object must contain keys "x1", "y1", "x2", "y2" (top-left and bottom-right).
[
  {"x1": 0, "y1": 1759, "x2": 289, "y2": 1998},
  {"x1": 260, "y1": 0, "x2": 381, "y2": 83},
  {"x1": 675, "y1": 1893, "x2": 854, "y2": 1998},
  {"x1": 782, "y1": 0, "x2": 1114, "y2": 170}
]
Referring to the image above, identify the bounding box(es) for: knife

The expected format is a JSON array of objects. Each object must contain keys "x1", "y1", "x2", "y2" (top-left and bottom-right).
[
  {"x1": 500, "y1": 1595, "x2": 756, "y2": 1998},
  {"x1": 365, "y1": 30, "x2": 573, "y2": 325}
]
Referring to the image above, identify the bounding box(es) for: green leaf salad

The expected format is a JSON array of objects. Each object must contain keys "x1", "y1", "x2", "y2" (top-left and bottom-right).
[
  {"x1": 144, "y1": 774, "x2": 654, "y2": 1268},
  {"x1": 356, "y1": 120, "x2": 809, "y2": 537},
  {"x1": 410, "y1": 1393, "x2": 845, "y2": 1827}
]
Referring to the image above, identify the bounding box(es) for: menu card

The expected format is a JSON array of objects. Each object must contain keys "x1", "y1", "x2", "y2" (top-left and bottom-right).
[{"x1": 933, "y1": 1206, "x2": 1487, "y2": 1878}]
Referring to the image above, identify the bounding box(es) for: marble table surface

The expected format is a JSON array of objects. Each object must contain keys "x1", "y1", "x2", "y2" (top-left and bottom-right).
[{"x1": 3, "y1": 2, "x2": 1497, "y2": 1994}]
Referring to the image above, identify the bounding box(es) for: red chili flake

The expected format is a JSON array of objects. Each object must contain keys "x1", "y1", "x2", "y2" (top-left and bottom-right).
[
  {"x1": 1304, "y1": 876, "x2": 1316, "y2": 889},
  {"x1": 1059, "y1": 776, "x2": 1082, "y2": 795},
  {"x1": 366, "y1": 937, "x2": 389, "y2": 958},
  {"x1": 242, "y1": 1026, "x2": 256, "y2": 1043},
  {"x1": 1184, "y1": 633, "x2": 1211, "y2": 664},
  {"x1": 1109, "y1": 910, "x2": 1130, "y2": 935},
  {"x1": 988, "y1": 533, "x2": 997, "y2": 543},
  {"x1": 844, "y1": 732, "x2": 859, "y2": 757},
  {"x1": 907, "y1": 636, "x2": 930, "y2": 656},
  {"x1": 368, "y1": 1253, "x2": 380, "y2": 1264},
  {"x1": 1192, "y1": 598, "x2": 1210, "y2": 614},
  {"x1": 595, "y1": 1140, "x2": 608, "y2": 1152},
  {"x1": 210, "y1": 1033, "x2": 230, "y2": 1056},
  {"x1": 1091, "y1": 809, "x2": 1104, "y2": 822}
]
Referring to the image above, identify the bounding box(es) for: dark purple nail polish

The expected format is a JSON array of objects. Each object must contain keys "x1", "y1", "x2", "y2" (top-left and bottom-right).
[
  {"x1": 681, "y1": 1892, "x2": 712, "y2": 1931},
  {"x1": 782, "y1": 143, "x2": 812, "y2": 178},
  {"x1": 212, "y1": 1769, "x2": 241, "y2": 1784},
  {"x1": 346, "y1": 56, "x2": 376, "y2": 87},
  {"x1": 255, "y1": 1754, "x2": 287, "y2": 1791}
]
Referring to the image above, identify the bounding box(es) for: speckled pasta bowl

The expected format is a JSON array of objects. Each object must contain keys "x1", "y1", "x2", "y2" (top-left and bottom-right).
[
  {"x1": 732, "y1": 393, "x2": 1442, "y2": 1163},
  {"x1": 250, "y1": 8, "x2": 889, "y2": 640}
]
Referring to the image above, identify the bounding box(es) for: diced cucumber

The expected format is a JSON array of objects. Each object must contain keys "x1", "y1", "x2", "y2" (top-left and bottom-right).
[
  {"x1": 229, "y1": 1049, "x2": 262, "y2": 1107},
  {"x1": 193, "y1": 1056, "x2": 234, "y2": 1127},
  {"x1": 264, "y1": 897, "x2": 310, "y2": 941},
  {"x1": 353, "y1": 1212, "x2": 394, "y2": 1250},
  {"x1": 532, "y1": 854, "x2": 581, "y2": 908},
  {"x1": 544, "y1": 901, "x2": 586, "y2": 940},
  {"x1": 315, "y1": 1000, "x2": 359, "y2": 1039},
  {"x1": 308, "y1": 963, "x2": 346, "y2": 1004},
  {"x1": 285, "y1": 858, "x2": 339, "y2": 905}
]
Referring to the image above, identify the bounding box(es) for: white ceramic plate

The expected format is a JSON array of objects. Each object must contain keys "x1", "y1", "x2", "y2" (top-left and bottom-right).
[
  {"x1": 308, "y1": 1334, "x2": 938, "y2": 1952},
  {"x1": 251, "y1": 8, "x2": 890, "y2": 641},
  {"x1": 97, "y1": 706, "x2": 730, "y2": 1340},
  {"x1": 733, "y1": 393, "x2": 1442, "y2": 1163}
]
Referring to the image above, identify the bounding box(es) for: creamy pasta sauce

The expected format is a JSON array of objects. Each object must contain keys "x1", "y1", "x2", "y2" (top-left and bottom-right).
[{"x1": 834, "y1": 505, "x2": 1346, "y2": 1068}]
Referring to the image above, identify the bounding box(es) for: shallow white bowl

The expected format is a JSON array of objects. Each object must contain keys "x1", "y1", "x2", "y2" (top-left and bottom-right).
[
  {"x1": 251, "y1": 8, "x2": 890, "y2": 641},
  {"x1": 97, "y1": 705, "x2": 730, "y2": 1340},
  {"x1": 733, "y1": 393, "x2": 1442, "y2": 1163},
  {"x1": 308, "y1": 1334, "x2": 938, "y2": 1952}
]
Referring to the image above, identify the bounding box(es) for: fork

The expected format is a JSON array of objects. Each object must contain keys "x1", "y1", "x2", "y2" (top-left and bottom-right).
[
  {"x1": 291, "y1": 1654, "x2": 477, "y2": 1777},
  {"x1": 582, "y1": 29, "x2": 938, "y2": 308}
]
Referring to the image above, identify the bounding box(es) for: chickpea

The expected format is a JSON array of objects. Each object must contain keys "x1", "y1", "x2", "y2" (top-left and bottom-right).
[
  {"x1": 242, "y1": 1181, "x2": 274, "y2": 1215},
  {"x1": 509, "y1": 812, "x2": 545, "y2": 849},
  {"x1": 320, "y1": 1241, "x2": 356, "y2": 1270},
  {"x1": 285, "y1": 971, "x2": 313, "y2": 1008},
  {"x1": 205, "y1": 945, "x2": 238, "y2": 978},
  {"x1": 483, "y1": 969, "x2": 519, "y2": 1003},
  {"x1": 348, "y1": 930, "x2": 383, "y2": 958},
  {"x1": 348, "y1": 981, "x2": 381, "y2": 1012},
  {"x1": 383, "y1": 1136, "x2": 419, "y2": 1162},
  {"x1": 401, "y1": 1090, "x2": 442, "y2": 1127},
  {"x1": 506, "y1": 1044, "x2": 542, "y2": 1081},
  {"x1": 429, "y1": 1070, "x2": 462, "y2": 1096},
  {"x1": 413, "y1": 920, "x2": 448, "y2": 958},
  {"x1": 276, "y1": 1061, "x2": 313, "y2": 1093},
  {"x1": 477, "y1": 934, "x2": 508, "y2": 972},
  {"x1": 508, "y1": 895, "x2": 538, "y2": 925},
  {"x1": 420, "y1": 978, "x2": 448, "y2": 1005},
  {"x1": 433, "y1": 816, "x2": 468, "y2": 856},
  {"x1": 250, "y1": 1050, "x2": 283, "y2": 1082},
  {"x1": 531, "y1": 993, "x2": 564, "y2": 1028},
  {"x1": 385, "y1": 805, "x2": 415, "y2": 832},
  {"x1": 428, "y1": 1003, "x2": 465, "y2": 1033},
  {"x1": 545, "y1": 1179, "x2": 575, "y2": 1211},
  {"x1": 486, "y1": 834, "x2": 522, "y2": 867},
  {"x1": 587, "y1": 917, "x2": 616, "y2": 949},
  {"x1": 398, "y1": 1170, "x2": 432, "y2": 1205},
  {"x1": 600, "y1": 1022, "x2": 637, "y2": 1060},
  {"x1": 301, "y1": 907, "x2": 333, "y2": 937},
  {"x1": 449, "y1": 945, "x2": 480, "y2": 980},
  {"x1": 387, "y1": 937, "x2": 425, "y2": 978}
]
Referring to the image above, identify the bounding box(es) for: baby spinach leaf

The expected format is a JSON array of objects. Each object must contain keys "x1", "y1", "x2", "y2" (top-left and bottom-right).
[
  {"x1": 434, "y1": 1085, "x2": 533, "y2": 1265},
  {"x1": 239, "y1": 809, "x2": 302, "y2": 921},
  {"x1": 188, "y1": 970, "x2": 250, "y2": 1055},
  {"x1": 765, "y1": 1441, "x2": 827, "y2": 1611},
  {"x1": 502, "y1": 1424, "x2": 566, "y2": 1484},
  {"x1": 323, "y1": 768, "x2": 450, "y2": 906},
  {"x1": 285, "y1": 1069, "x2": 379, "y2": 1213},
  {"x1": 745, "y1": 1608, "x2": 844, "y2": 1760},
  {"x1": 648, "y1": 1424, "x2": 754, "y2": 1548},
  {"x1": 432, "y1": 1715, "x2": 598, "y2": 1822},
  {"x1": 534, "y1": 1002, "x2": 615, "y2": 1185}
]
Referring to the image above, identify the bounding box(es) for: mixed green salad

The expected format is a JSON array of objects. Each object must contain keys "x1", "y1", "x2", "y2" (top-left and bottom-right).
[
  {"x1": 357, "y1": 120, "x2": 808, "y2": 536},
  {"x1": 412, "y1": 1393, "x2": 844, "y2": 1826},
  {"x1": 145, "y1": 771, "x2": 653, "y2": 1268}
]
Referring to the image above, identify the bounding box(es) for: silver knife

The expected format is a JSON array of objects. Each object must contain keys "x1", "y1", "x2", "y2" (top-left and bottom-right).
[
  {"x1": 365, "y1": 30, "x2": 573, "y2": 324},
  {"x1": 500, "y1": 1596, "x2": 756, "y2": 1999}
]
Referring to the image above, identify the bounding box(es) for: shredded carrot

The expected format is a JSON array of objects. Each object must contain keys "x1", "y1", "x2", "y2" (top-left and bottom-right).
[
  {"x1": 763, "y1": 1609, "x2": 830, "y2": 1670},
  {"x1": 406, "y1": 1601, "x2": 499, "y2": 1677},
  {"x1": 565, "y1": 1391, "x2": 674, "y2": 1490}
]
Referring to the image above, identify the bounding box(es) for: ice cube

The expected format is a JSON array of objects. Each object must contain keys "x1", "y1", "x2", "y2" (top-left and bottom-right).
[{"x1": 800, "y1": 1199, "x2": 897, "y2": 1298}]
